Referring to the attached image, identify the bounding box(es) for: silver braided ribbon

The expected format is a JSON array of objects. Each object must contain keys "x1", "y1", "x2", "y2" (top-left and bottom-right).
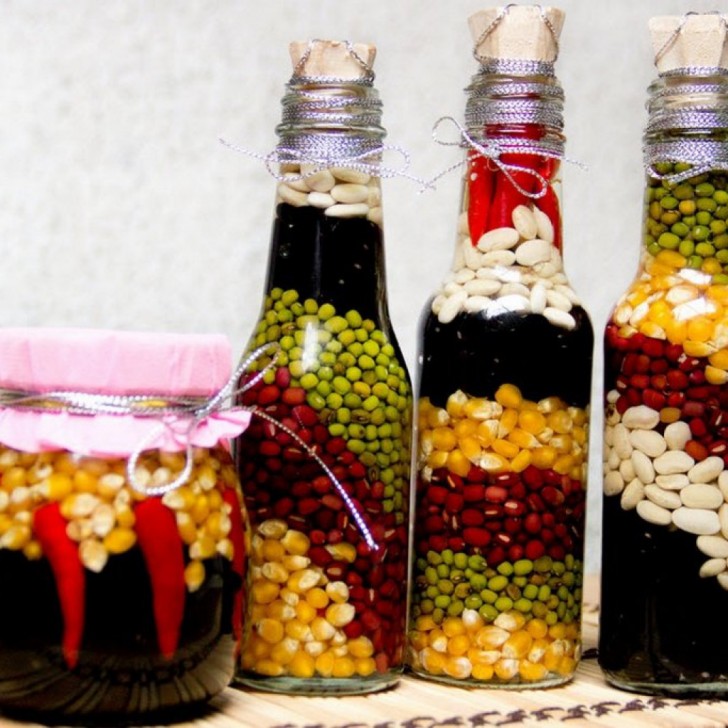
[{"x1": 0, "y1": 343, "x2": 378, "y2": 551}]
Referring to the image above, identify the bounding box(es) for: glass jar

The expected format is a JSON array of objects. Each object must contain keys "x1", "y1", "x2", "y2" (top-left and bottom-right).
[
  {"x1": 233, "y1": 41, "x2": 412, "y2": 694},
  {"x1": 407, "y1": 7, "x2": 593, "y2": 688},
  {"x1": 0, "y1": 328, "x2": 250, "y2": 721},
  {"x1": 600, "y1": 18, "x2": 728, "y2": 696}
]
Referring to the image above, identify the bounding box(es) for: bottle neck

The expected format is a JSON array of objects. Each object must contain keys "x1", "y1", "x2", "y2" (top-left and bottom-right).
[{"x1": 640, "y1": 70, "x2": 728, "y2": 286}]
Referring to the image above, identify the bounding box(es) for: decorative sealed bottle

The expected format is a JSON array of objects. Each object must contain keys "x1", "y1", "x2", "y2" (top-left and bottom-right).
[
  {"x1": 407, "y1": 6, "x2": 592, "y2": 688},
  {"x1": 234, "y1": 40, "x2": 412, "y2": 694},
  {"x1": 600, "y1": 14, "x2": 728, "y2": 697}
]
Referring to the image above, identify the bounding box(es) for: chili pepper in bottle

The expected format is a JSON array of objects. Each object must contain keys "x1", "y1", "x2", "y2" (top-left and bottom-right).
[
  {"x1": 600, "y1": 13, "x2": 728, "y2": 698},
  {"x1": 407, "y1": 6, "x2": 593, "y2": 688},
  {"x1": 233, "y1": 40, "x2": 412, "y2": 695}
]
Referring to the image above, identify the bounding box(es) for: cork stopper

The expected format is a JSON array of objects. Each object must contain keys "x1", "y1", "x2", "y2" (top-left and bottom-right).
[
  {"x1": 650, "y1": 14, "x2": 728, "y2": 73},
  {"x1": 468, "y1": 6, "x2": 564, "y2": 62},
  {"x1": 289, "y1": 40, "x2": 376, "y2": 79}
]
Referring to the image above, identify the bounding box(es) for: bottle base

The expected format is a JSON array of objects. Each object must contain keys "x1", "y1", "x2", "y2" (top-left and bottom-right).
[
  {"x1": 604, "y1": 671, "x2": 728, "y2": 700},
  {"x1": 408, "y1": 668, "x2": 573, "y2": 690},
  {"x1": 233, "y1": 672, "x2": 399, "y2": 696}
]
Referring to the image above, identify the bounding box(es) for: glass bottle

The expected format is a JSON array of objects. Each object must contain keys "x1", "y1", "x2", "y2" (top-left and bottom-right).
[
  {"x1": 600, "y1": 13, "x2": 728, "y2": 697},
  {"x1": 233, "y1": 40, "x2": 412, "y2": 694},
  {"x1": 407, "y1": 6, "x2": 592, "y2": 688},
  {"x1": 0, "y1": 328, "x2": 249, "y2": 721}
]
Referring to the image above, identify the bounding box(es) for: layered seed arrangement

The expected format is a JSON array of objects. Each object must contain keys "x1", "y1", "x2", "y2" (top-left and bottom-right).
[
  {"x1": 0, "y1": 445, "x2": 245, "y2": 666},
  {"x1": 431, "y1": 159, "x2": 581, "y2": 330},
  {"x1": 604, "y1": 167, "x2": 728, "y2": 588},
  {"x1": 276, "y1": 164, "x2": 383, "y2": 225},
  {"x1": 238, "y1": 281, "x2": 411, "y2": 683},
  {"x1": 409, "y1": 384, "x2": 586, "y2": 684}
]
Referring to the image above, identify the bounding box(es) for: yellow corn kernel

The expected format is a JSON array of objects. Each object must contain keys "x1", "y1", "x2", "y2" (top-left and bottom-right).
[
  {"x1": 257, "y1": 618, "x2": 285, "y2": 644},
  {"x1": 0, "y1": 449, "x2": 19, "y2": 472},
  {"x1": 287, "y1": 568, "x2": 321, "y2": 593},
  {"x1": 420, "y1": 647, "x2": 446, "y2": 675},
  {"x1": 261, "y1": 562, "x2": 289, "y2": 584},
  {"x1": 703, "y1": 257, "x2": 723, "y2": 275},
  {"x1": 253, "y1": 659, "x2": 284, "y2": 677},
  {"x1": 475, "y1": 625, "x2": 510, "y2": 649},
  {"x1": 432, "y1": 427, "x2": 457, "y2": 452},
  {"x1": 498, "y1": 408, "x2": 519, "y2": 436},
  {"x1": 707, "y1": 285, "x2": 728, "y2": 304},
  {"x1": 527, "y1": 618, "x2": 549, "y2": 640},
  {"x1": 258, "y1": 518, "x2": 288, "y2": 539},
  {"x1": 557, "y1": 655, "x2": 577, "y2": 677},
  {"x1": 477, "y1": 453, "x2": 509, "y2": 473},
  {"x1": 303, "y1": 640, "x2": 325, "y2": 658},
  {"x1": 22, "y1": 539, "x2": 42, "y2": 560},
  {"x1": 266, "y1": 600, "x2": 296, "y2": 622},
  {"x1": 427, "y1": 407, "x2": 450, "y2": 428},
  {"x1": 315, "y1": 651, "x2": 336, "y2": 677},
  {"x1": 161, "y1": 485, "x2": 194, "y2": 511},
  {"x1": 325, "y1": 602, "x2": 356, "y2": 628},
  {"x1": 193, "y1": 463, "x2": 218, "y2": 492},
  {"x1": 270, "y1": 637, "x2": 298, "y2": 666},
  {"x1": 471, "y1": 663, "x2": 495, "y2": 681},
  {"x1": 686, "y1": 315, "x2": 714, "y2": 343},
  {"x1": 173, "y1": 511, "x2": 196, "y2": 546},
  {"x1": 706, "y1": 365, "x2": 728, "y2": 385},
  {"x1": 184, "y1": 560, "x2": 206, "y2": 592},
  {"x1": 553, "y1": 454, "x2": 575, "y2": 475},
  {"x1": 326, "y1": 543, "x2": 356, "y2": 563},
  {"x1": 494, "y1": 611, "x2": 526, "y2": 632},
  {"x1": 684, "y1": 340, "x2": 716, "y2": 357},
  {"x1": 443, "y1": 655, "x2": 472, "y2": 679},
  {"x1": 0, "y1": 524, "x2": 31, "y2": 550},
  {"x1": 216, "y1": 536, "x2": 234, "y2": 560},
  {"x1": 310, "y1": 616, "x2": 337, "y2": 641},
  {"x1": 246, "y1": 634, "x2": 271, "y2": 660},
  {"x1": 190, "y1": 535, "x2": 217, "y2": 560},
  {"x1": 326, "y1": 581, "x2": 349, "y2": 603},
  {"x1": 205, "y1": 511, "x2": 231, "y2": 540},
  {"x1": 416, "y1": 615, "x2": 437, "y2": 633},
  {"x1": 710, "y1": 349, "x2": 728, "y2": 369},
  {"x1": 655, "y1": 249, "x2": 686, "y2": 269},
  {"x1": 428, "y1": 628, "x2": 447, "y2": 653},
  {"x1": 295, "y1": 599, "x2": 317, "y2": 624},
  {"x1": 664, "y1": 318, "x2": 688, "y2": 344},
  {"x1": 284, "y1": 619, "x2": 312, "y2": 641},
  {"x1": 519, "y1": 660, "x2": 548, "y2": 681},
  {"x1": 467, "y1": 647, "x2": 500, "y2": 665},
  {"x1": 502, "y1": 630, "x2": 533, "y2": 659},
  {"x1": 447, "y1": 634, "x2": 471, "y2": 657},
  {"x1": 491, "y1": 439, "x2": 519, "y2": 459},
  {"x1": 345, "y1": 636, "x2": 373, "y2": 659},
  {"x1": 543, "y1": 641, "x2": 565, "y2": 671},
  {"x1": 639, "y1": 321, "x2": 666, "y2": 340},
  {"x1": 261, "y1": 538, "x2": 286, "y2": 563},
  {"x1": 355, "y1": 657, "x2": 377, "y2": 677},
  {"x1": 427, "y1": 451, "x2": 449, "y2": 469},
  {"x1": 510, "y1": 450, "x2": 532, "y2": 473},
  {"x1": 103, "y1": 527, "x2": 136, "y2": 555},
  {"x1": 476, "y1": 421, "x2": 496, "y2": 447},
  {"x1": 459, "y1": 437, "x2": 482, "y2": 463},
  {"x1": 410, "y1": 631, "x2": 429, "y2": 652},
  {"x1": 3, "y1": 467, "x2": 27, "y2": 490},
  {"x1": 548, "y1": 623, "x2": 567, "y2": 640},
  {"x1": 531, "y1": 446, "x2": 557, "y2": 469},
  {"x1": 43, "y1": 473, "x2": 74, "y2": 501},
  {"x1": 442, "y1": 617, "x2": 466, "y2": 638},
  {"x1": 550, "y1": 434, "x2": 573, "y2": 454},
  {"x1": 454, "y1": 419, "x2": 478, "y2": 438},
  {"x1": 547, "y1": 410, "x2": 572, "y2": 434},
  {"x1": 281, "y1": 529, "x2": 310, "y2": 556},
  {"x1": 445, "y1": 390, "x2": 468, "y2": 418},
  {"x1": 306, "y1": 587, "x2": 330, "y2": 610},
  {"x1": 528, "y1": 637, "x2": 550, "y2": 664},
  {"x1": 495, "y1": 383, "x2": 522, "y2": 409},
  {"x1": 252, "y1": 581, "x2": 279, "y2": 604},
  {"x1": 565, "y1": 623, "x2": 579, "y2": 641},
  {"x1": 494, "y1": 658, "x2": 519, "y2": 680},
  {"x1": 446, "y1": 450, "x2": 471, "y2": 477},
  {"x1": 282, "y1": 554, "x2": 310, "y2": 572},
  {"x1": 332, "y1": 656, "x2": 356, "y2": 678},
  {"x1": 285, "y1": 650, "x2": 315, "y2": 678},
  {"x1": 508, "y1": 428, "x2": 539, "y2": 449}
]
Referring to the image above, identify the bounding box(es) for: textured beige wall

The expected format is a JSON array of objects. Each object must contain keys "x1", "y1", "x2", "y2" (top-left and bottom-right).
[{"x1": 0, "y1": 0, "x2": 720, "y2": 570}]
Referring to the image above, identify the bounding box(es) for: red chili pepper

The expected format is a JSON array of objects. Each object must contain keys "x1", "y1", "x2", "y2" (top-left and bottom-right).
[
  {"x1": 134, "y1": 498, "x2": 186, "y2": 660},
  {"x1": 222, "y1": 487, "x2": 247, "y2": 649},
  {"x1": 33, "y1": 502, "x2": 86, "y2": 669},
  {"x1": 485, "y1": 123, "x2": 543, "y2": 232},
  {"x1": 536, "y1": 183, "x2": 562, "y2": 252},
  {"x1": 467, "y1": 151, "x2": 493, "y2": 245}
]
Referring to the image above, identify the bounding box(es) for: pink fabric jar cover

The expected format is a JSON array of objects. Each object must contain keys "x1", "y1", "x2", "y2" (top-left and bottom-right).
[{"x1": 0, "y1": 328, "x2": 251, "y2": 458}]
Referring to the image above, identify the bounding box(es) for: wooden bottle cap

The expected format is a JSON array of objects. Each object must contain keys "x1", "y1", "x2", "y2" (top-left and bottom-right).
[
  {"x1": 289, "y1": 40, "x2": 376, "y2": 79},
  {"x1": 469, "y1": 6, "x2": 564, "y2": 63},
  {"x1": 650, "y1": 14, "x2": 728, "y2": 73}
]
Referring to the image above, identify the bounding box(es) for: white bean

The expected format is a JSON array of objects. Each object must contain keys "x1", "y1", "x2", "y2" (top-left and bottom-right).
[
  {"x1": 672, "y1": 507, "x2": 721, "y2": 535},
  {"x1": 308, "y1": 192, "x2": 335, "y2": 208},
  {"x1": 511, "y1": 205, "x2": 538, "y2": 240},
  {"x1": 330, "y1": 183, "x2": 369, "y2": 204},
  {"x1": 630, "y1": 429, "x2": 666, "y2": 459},
  {"x1": 464, "y1": 279, "x2": 501, "y2": 297},
  {"x1": 644, "y1": 484, "x2": 681, "y2": 510},
  {"x1": 655, "y1": 473, "x2": 689, "y2": 490},
  {"x1": 325, "y1": 203, "x2": 369, "y2": 218},
  {"x1": 699, "y1": 558, "x2": 727, "y2": 578},
  {"x1": 543, "y1": 307, "x2": 576, "y2": 330},
  {"x1": 680, "y1": 484, "x2": 724, "y2": 510},
  {"x1": 697, "y1": 535, "x2": 728, "y2": 558},
  {"x1": 330, "y1": 167, "x2": 370, "y2": 184},
  {"x1": 622, "y1": 405, "x2": 660, "y2": 430},
  {"x1": 278, "y1": 183, "x2": 309, "y2": 207},
  {"x1": 530, "y1": 283, "x2": 547, "y2": 314},
  {"x1": 621, "y1": 478, "x2": 645, "y2": 510},
  {"x1": 688, "y1": 456, "x2": 724, "y2": 485},
  {"x1": 533, "y1": 206, "x2": 554, "y2": 243},
  {"x1": 637, "y1": 500, "x2": 672, "y2": 526},
  {"x1": 477, "y1": 227, "x2": 519, "y2": 252},
  {"x1": 653, "y1": 450, "x2": 695, "y2": 475},
  {"x1": 545, "y1": 290, "x2": 572, "y2": 312},
  {"x1": 631, "y1": 450, "x2": 655, "y2": 485},
  {"x1": 604, "y1": 470, "x2": 625, "y2": 496},
  {"x1": 437, "y1": 291, "x2": 467, "y2": 324},
  {"x1": 515, "y1": 239, "x2": 551, "y2": 266},
  {"x1": 664, "y1": 421, "x2": 692, "y2": 451},
  {"x1": 612, "y1": 423, "x2": 633, "y2": 460}
]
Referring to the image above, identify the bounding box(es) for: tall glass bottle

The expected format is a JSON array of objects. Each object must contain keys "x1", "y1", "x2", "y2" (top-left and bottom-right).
[
  {"x1": 407, "y1": 6, "x2": 592, "y2": 688},
  {"x1": 600, "y1": 13, "x2": 728, "y2": 697},
  {"x1": 233, "y1": 40, "x2": 412, "y2": 695}
]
